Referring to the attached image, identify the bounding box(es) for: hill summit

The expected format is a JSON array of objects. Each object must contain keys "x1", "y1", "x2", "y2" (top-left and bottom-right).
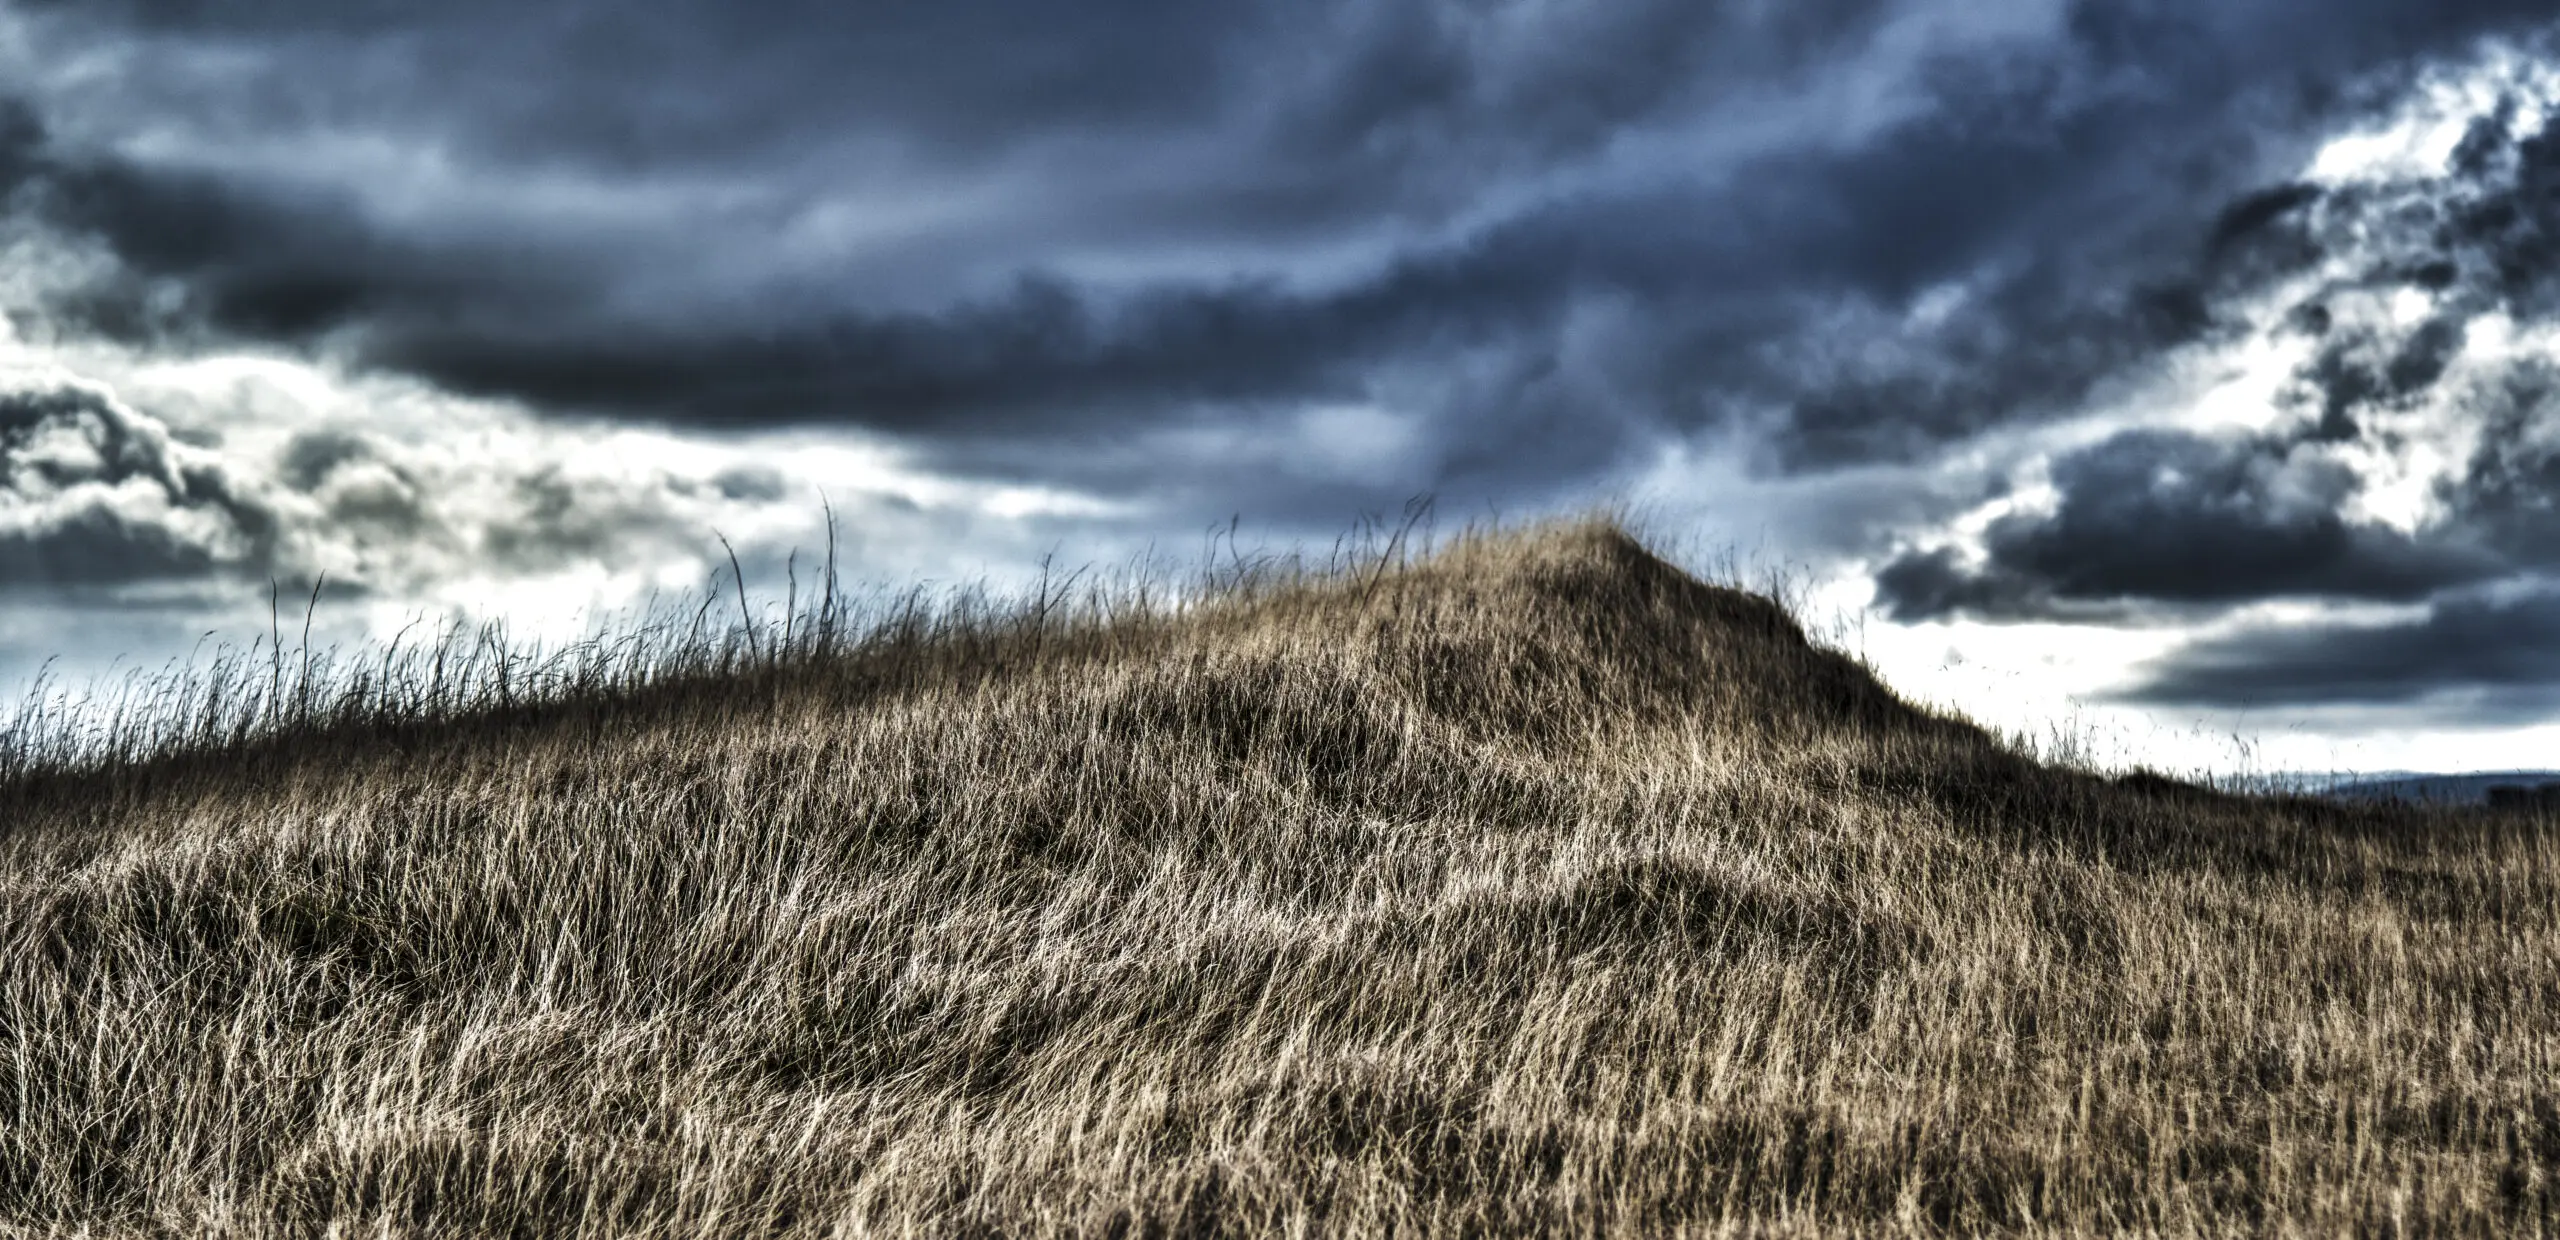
[{"x1": 1, "y1": 520, "x2": 2551, "y2": 1237}]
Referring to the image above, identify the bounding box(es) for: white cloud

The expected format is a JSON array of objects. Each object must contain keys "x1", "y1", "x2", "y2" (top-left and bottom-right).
[{"x1": 0, "y1": 327, "x2": 1139, "y2": 686}]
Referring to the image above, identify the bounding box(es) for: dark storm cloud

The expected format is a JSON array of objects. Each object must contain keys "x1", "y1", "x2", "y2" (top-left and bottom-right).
[
  {"x1": 2445, "y1": 364, "x2": 2560, "y2": 556},
  {"x1": 9, "y1": 0, "x2": 1262, "y2": 161},
  {"x1": 2123, "y1": 585, "x2": 2560, "y2": 720},
  {"x1": 0, "y1": 504, "x2": 220, "y2": 588},
  {"x1": 10, "y1": 0, "x2": 1901, "y2": 451},
  {"x1": 4, "y1": 0, "x2": 2556, "y2": 508},
  {"x1": 1874, "y1": 430, "x2": 2500, "y2": 622},
  {"x1": 21, "y1": 0, "x2": 2560, "y2": 725}
]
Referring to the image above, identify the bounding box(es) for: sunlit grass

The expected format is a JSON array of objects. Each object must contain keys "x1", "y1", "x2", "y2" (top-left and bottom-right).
[{"x1": 0, "y1": 518, "x2": 2552, "y2": 1236}]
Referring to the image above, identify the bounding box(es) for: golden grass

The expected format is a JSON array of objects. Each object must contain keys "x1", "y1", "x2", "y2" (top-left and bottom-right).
[{"x1": 0, "y1": 519, "x2": 2552, "y2": 1237}]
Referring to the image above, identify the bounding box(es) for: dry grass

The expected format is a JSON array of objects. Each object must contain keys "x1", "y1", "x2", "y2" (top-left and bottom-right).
[{"x1": 0, "y1": 518, "x2": 2553, "y2": 1237}]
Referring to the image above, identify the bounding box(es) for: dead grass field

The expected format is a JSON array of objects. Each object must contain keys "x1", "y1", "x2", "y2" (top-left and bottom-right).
[{"x1": 0, "y1": 519, "x2": 2553, "y2": 1236}]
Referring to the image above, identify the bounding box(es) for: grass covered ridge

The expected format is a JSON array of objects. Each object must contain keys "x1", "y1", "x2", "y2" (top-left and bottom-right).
[{"x1": 1, "y1": 519, "x2": 2554, "y2": 1236}]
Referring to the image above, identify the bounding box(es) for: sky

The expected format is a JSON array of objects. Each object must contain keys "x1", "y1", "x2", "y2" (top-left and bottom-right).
[{"x1": 3, "y1": 2, "x2": 2560, "y2": 776}]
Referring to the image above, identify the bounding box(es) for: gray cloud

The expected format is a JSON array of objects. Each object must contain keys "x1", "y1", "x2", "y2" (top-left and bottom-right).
[
  {"x1": 2122, "y1": 584, "x2": 2560, "y2": 721},
  {"x1": 8, "y1": 2, "x2": 2560, "y2": 737},
  {"x1": 0, "y1": 0, "x2": 2550, "y2": 507},
  {"x1": 0, "y1": 383, "x2": 273, "y2": 594},
  {"x1": 0, "y1": 372, "x2": 870, "y2": 612},
  {"x1": 1879, "y1": 72, "x2": 2560, "y2": 583},
  {"x1": 1875, "y1": 430, "x2": 2501, "y2": 622}
]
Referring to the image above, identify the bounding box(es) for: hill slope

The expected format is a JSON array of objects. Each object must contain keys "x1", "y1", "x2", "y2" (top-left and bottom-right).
[{"x1": 1, "y1": 522, "x2": 2553, "y2": 1237}]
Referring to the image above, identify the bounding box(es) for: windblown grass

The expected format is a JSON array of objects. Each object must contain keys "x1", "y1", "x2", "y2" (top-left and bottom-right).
[{"x1": 0, "y1": 519, "x2": 2552, "y2": 1237}]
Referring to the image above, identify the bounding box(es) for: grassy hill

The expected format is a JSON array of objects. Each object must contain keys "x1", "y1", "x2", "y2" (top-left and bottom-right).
[{"x1": 0, "y1": 520, "x2": 2553, "y2": 1237}]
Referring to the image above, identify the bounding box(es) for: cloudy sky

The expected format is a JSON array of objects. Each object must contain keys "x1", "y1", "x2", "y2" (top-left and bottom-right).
[{"x1": 4, "y1": 1, "x2": 2560, "y2": 775}]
